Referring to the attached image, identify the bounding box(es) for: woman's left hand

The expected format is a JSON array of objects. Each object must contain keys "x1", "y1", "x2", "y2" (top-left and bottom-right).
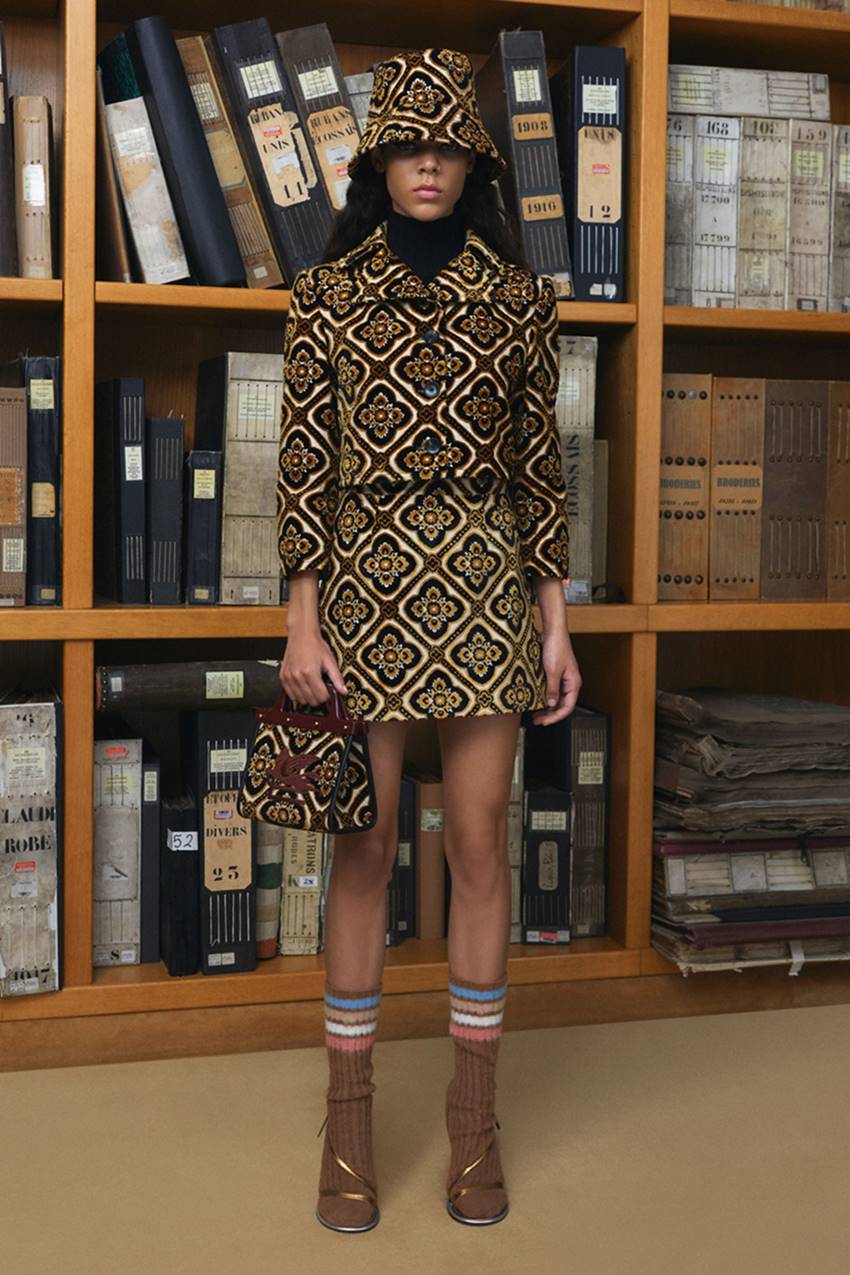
[{"x1": 530, "y1": 629, "x2": 582, "y2": 725}]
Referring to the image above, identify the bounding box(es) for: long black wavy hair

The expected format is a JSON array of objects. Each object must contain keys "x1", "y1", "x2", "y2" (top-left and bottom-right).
[{"x1": 319, "y1": 143, "x2": 531, "y2": 271}]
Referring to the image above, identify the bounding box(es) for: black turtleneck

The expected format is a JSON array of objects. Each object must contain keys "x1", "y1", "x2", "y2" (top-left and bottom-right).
[{"x1": 386, "y1": 203, "x2": 466, "y2": 282}]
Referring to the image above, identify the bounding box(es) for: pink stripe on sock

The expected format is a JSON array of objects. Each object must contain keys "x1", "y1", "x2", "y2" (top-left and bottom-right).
[
  {"x1": 325, "y1": 1031, "x2": 376, "y2": 1051},
  {"x1": 449, "y1": 1023, "x2": 503, "y2": 1041}
]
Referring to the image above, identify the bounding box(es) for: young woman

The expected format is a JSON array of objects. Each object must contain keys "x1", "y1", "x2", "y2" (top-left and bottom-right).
[{"x1": 277, "y1": 48, "x2": 582, "y2": 1232}]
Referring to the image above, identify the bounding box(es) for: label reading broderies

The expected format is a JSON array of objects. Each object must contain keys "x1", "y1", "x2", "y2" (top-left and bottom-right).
[
  {"x1": 205, "y1": 671, "x2": 244, "y2": 700},
  {"x1": 143, "y1": 770, "x2": 158, "y2": 802},
  {"x1": 193, "y1": 468, "x2": 216, "y2": 499}
]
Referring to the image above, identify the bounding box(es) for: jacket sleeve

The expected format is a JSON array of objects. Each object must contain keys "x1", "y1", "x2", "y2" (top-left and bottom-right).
[
  {"x1": 276, "y1": 268, "x2": 341, "y2": 579},
  {"x1": 509, "y1": 273, "x2": 571, "y2": 581}
]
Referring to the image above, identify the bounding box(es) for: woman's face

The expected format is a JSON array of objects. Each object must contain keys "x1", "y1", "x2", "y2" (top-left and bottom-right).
[{"x1": 369, "y1": 139, "x2": 475, "y2": 219}]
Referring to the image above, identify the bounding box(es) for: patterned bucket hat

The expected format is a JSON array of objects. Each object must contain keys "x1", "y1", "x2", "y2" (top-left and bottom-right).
[{"x1": 346, "y1": 47, "x2": 507, "y2": 183}]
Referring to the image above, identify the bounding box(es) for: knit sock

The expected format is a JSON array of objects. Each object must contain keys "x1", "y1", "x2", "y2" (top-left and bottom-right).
[
  {"x1": 316, "y1": 979, "x2": 382, "y2": 1229},
  {"x1": 445, "y1": 969, "x2": 509, "y2": 1221}
]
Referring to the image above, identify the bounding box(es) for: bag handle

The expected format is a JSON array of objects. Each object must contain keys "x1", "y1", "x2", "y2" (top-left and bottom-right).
[{"x1": 256, "y1": 678, "x2": 368, "y2": 736}]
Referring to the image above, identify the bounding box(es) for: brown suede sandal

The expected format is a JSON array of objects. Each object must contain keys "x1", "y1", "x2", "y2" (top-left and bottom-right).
[
  {"x1": 315, "y1": 1114, "x2": 380, "y2": 1233},
  {"x1": 446, "y1": 1117, "x2": 509, "y2": 1226}
]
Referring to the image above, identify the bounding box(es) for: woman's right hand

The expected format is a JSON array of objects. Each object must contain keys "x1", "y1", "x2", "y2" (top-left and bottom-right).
[{"x1": 279, "y1": 626, "x2": 348, "y2": 707}]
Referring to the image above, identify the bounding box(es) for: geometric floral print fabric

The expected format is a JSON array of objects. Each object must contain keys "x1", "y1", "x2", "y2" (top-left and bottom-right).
[
  {"x1": 278, "y1": 217, "x2": 570, "y2": 721},
  {"x1": 317, "y1": 475, "x2": 549, "y2": 721}
]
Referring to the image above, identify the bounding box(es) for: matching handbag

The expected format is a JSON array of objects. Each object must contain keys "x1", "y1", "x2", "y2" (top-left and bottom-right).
[{"x1": 237, "y1": 680, "x2": 378, "y2": 833}]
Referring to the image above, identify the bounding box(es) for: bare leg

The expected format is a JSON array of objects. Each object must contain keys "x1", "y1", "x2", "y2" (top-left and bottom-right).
[
  {"x1": 436, "y1": 710, "x2": 520, "y2": 1225},
  {"x1": 316, "y1": 717, "x2": 408, "y2": 1232},
  {"x1": 438, "y1": 711, "x2": 519, "y2": 983},
  {"x1": 322, "y1": 717, "x2": 409, "y2": 990}
]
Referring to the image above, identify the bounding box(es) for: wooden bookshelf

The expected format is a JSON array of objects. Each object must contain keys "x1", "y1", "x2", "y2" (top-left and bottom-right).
[{"x1": 3, "y1": 0, "x2": 850, "y2": 1072}]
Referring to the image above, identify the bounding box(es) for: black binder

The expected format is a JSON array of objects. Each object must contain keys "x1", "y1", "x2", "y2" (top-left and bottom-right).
[
  {"x1": 0, "y1": 23, "x2": 17, "y2": 276},
  {"x1": 550, "y1": 46, "x2": 626, "y2": 301},
  {"x1": 475, "y1": 30, "x2": 574, "y2": 296},
  {"x1": 121, "y1": 16, "x2": 245, "y2": 287},
  {"x1": 19, "y1": 354, "x2": 62, "y2": 605},
  {"x1": 210, "y1": 17, "x2": 334, "y2": 283},
  {"x1": 160, "y1": 789, "x2": 201, "y2": 977},
  {"x1": 521, "y1": 785, "x2": 571, "y2": 944},
  {"x1": 94, "y1": 377, "x2": 146, "y2": 604},
  {"x1": 183, "y1": 708, "x2": 257, "y2": 975},
  {"x1": 146, "y1": 415, "x2": 184, "y2": 605},
  {"x1": 184, "y1": 449, "x2": 222, "y2": 605}
]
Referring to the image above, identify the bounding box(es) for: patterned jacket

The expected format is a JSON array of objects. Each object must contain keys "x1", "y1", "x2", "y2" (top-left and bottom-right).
[{"x1": 277, "y1": 217, "x2": 571, "y2": 584}]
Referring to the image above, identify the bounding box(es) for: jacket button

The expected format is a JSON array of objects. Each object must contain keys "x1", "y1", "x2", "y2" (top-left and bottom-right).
[
  {"x1": 423, "y1": 435, "x2": 439, "y2": 453},
  {"x1": 423, "y1": 380, "x2": 439, "y2": 397},
  {"x1": 423, "y1": 327, "x2": 439, "y2": 343}
]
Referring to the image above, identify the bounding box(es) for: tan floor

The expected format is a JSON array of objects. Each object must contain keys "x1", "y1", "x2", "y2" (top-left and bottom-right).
[{"x1": 2, "y1": 1002, "x2": 849, "y2": 1275}]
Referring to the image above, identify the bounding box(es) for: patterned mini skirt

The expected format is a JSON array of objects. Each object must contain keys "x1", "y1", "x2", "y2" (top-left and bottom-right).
[{"x1": 317, "y1": 475, "x2": 548, "y2": 721}]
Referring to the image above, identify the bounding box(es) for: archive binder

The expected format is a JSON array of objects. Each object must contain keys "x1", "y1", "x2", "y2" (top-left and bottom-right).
[{"x1": 20, "y1": 354, "x2": 62, "y2": 606}]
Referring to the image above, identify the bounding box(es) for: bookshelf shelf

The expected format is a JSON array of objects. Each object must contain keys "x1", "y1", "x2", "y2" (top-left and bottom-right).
[
  {"x1": 0, "y1": 277, "x2": 62, "y2": 310},
  {"x1": 0, "y1": 603, "x2": 648, "y2": 640},
  {"x1": 0, "y1": 937, "x2": 637, "y2": 1023},
  {"x1": 664, "y1": 305, "x2": 850, "y2": 343},
  {"x1": 649, "y1": 602, "x2": 850, "y2": 632},
  {"x1": 94, "y1": 280, "x2": 636, "y2": 328},
  {"x1": 97, "y1": 0, "x2": 645, "y2": 53},
  {"x1": 669, "y1": 0, "x2": 850, "y2": 77}
]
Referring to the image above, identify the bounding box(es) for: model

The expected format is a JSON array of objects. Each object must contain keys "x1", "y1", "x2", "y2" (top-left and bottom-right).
[{"x1": 276, "y1": 47, "x2": 582, "y2": 1232}]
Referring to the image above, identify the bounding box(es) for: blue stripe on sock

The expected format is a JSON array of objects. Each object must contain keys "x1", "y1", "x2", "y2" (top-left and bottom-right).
[
  {"x1": 324, "y1": 991, "x2": 382, "y2": 1010},
  {"x1": 448, "y1": 981, "x2": 508, "y2": 1002}
]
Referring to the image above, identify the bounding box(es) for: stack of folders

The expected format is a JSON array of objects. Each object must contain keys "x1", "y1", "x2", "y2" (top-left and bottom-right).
[
  {"x1": 658, "y1": 372, "x2": 850, "y2": 602},
  {"x1": 653, "y1": 686, "x2": 850, "y2": 976},
  {"x1": 664, "y1": 63, "x2": 850, "y2": 312}
]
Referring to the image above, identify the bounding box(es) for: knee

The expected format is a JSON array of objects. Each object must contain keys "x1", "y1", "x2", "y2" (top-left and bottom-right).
[
  {"x1": 330, "y1": 827, "x2": 397, "y2": 894},
  {"x1": 445, "y1": 816, "x2": 509, "y2": 892}
]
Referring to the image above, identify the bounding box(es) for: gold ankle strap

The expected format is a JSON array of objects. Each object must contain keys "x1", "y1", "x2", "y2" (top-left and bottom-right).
[
  {"x1": 448, "y1": 1119, "x2": 503, "y2": 1200},
  {"x1": 317, "y1": 1113, "x2": 378, "y2": 1206}
]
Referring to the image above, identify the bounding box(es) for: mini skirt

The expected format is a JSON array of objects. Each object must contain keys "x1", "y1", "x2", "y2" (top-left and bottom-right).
[{"x1": 317, "y1": 475, "x2": 549, "y2": 721}]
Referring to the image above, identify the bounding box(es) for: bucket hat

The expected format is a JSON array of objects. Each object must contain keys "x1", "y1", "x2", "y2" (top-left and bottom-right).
[{"x1": 346, "y1": 47, "x2": 507, "y2": 183}]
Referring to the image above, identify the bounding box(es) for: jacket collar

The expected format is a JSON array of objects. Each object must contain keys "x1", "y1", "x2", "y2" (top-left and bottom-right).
[{"x1": 337, "y1": 217, "x2": 504, "y2": 302}]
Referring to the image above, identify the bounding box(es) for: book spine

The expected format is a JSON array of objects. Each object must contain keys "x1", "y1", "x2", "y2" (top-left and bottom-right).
[
  {"x1": 693, "y1": 115, "x2": 740, "y2": 308},
  {"x1": 736, "y1": 117, "x2": 789, "y2": 310},
  {"x1": 668, "y1": 65, "x2": 830, "y2": 120},
  {"x1": 828, "y1": 124, "x2": 850, "y2": 313},
  {"x1": 665, "y1": 113, "x2": 695, "y2": 306},
  {"x1": 568, "y1": 45, "x2": 626, "y2": 301},
  {"x1": 708, "y1": 378, "x2": 766, "y2": 601},
  {"x1": 0, "y1": 388, "x2": 27, "y2": 606},
  {"x1": 13, "y1": 95, "x2": 53, "y2": 279},
  {"x1": 659, "y1": 373, "x2": 713, "y2": 600},
  {"x1": 787, "y1": 118, "x2": 832, "y2": 311}
]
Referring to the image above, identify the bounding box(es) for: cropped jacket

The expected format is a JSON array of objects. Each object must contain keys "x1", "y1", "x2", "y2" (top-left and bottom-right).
[{"x1": 276, "y1": 217, "x2": 571, "y2": 584}]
